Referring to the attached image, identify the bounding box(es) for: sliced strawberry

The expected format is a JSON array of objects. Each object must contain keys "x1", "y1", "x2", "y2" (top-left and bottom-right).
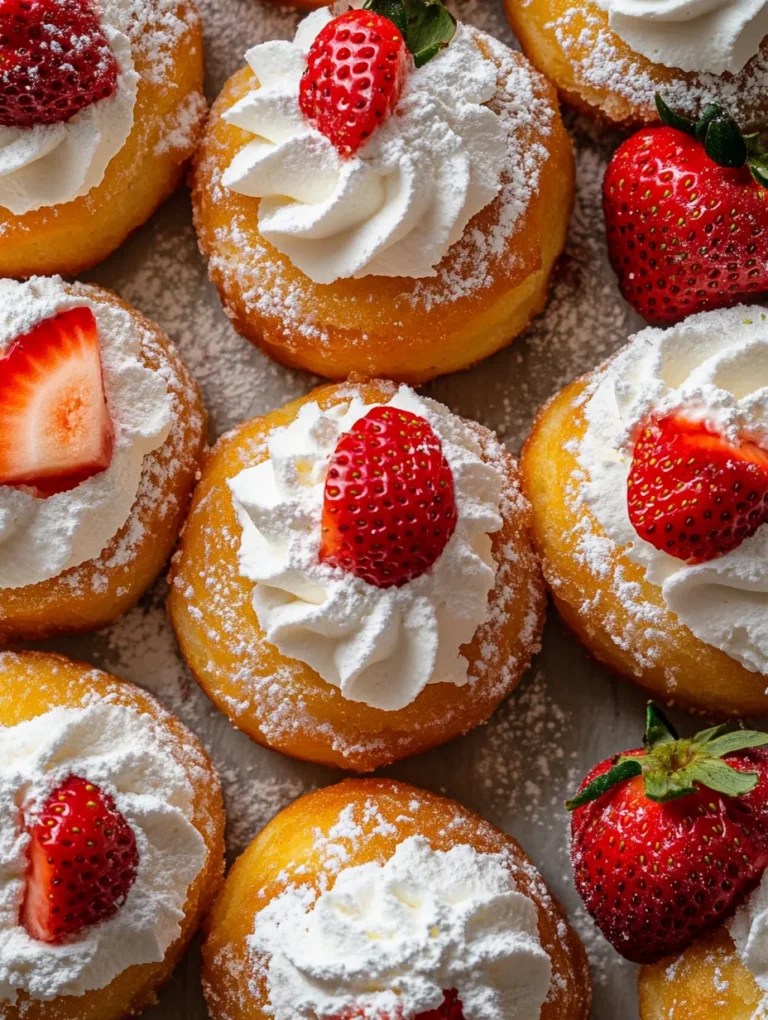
[
  {"x1": 319, "y1": 405, "x2": 457, "y2": 589},
  {"x1": 299, "y1": 9, "x2": 409, "y2": 157},
  {"x1": 0, "y1": 307, "x2": 114, "y2": 497},
  {"x1": 627, "y1": 414, "x2": 768, "y2": 563},
  {"x1": 22, "y1": 775, "x2": 139, "y2": 944},
  {"x1": 0, "y1": 0, "x2": 119, "y2": 128}
]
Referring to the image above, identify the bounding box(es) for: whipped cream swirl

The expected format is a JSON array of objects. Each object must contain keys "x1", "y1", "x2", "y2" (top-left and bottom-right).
[
  {"x1": 0, "y1": 702, "x2": 207, "y2": 1002},
  {"x1": 594, "y1": 0, "x2": 768, "y2": 75},
  {"x1": 0, "y1": 0, "x2": 139, "y2": 216},
  {"x1": 0, "y1": 277, "x2": 173, "y2": 590},
  {"x1": 577, "y1": 305, "x2": 768, "y2": 674},
  {"x1": 221, "y1": 10, "x2": 506, "y2": 285},
  {"x1": 228, "y1": 386, "x2": 502, "y2": 712},
  {"x1": 248, "y1": 835, "x2": 552, "y2": 1020}
]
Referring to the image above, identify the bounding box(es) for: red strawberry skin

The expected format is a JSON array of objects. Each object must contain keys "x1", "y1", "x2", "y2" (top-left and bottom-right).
[
  {"x1": 299, "y1": 9, "x2": 408, "y2": 157},
  {"x1": 627, "y1": 414, "x2": 768, "y2": 563},
  {"x1": 319, "y1": 406, "x2": 457, "y2": 589},
  {"x1": 336, "y1": 989, "x2": 465, "y2": 1019},
  {"x1": 0, "y1": 0, "x2": 119, "y2": 128},
  {"x1": 571, "y1": 749, "x2": 768, "y2": 965},
  {"x1": 22, "y1": 775, "x2": 139, "y2": 944},
  {"x1": 603, "y1": 126, "x2": 768, "y2": 325}
]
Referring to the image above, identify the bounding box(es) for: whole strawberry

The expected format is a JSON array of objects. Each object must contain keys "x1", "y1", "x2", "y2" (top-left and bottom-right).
[
  {"x1": 627, "y1": 414, "x2": 768, "y2": 563},
  {"x1": 604, "y1": 96, "x2": 768, "y2": 325},
  {"x1": 299, "y1": 0, "x2": 456, "y2": 156},
  {"x1": 22, "y1": 775, "x2": 139, "y2": 943},
  {"x1": 319, "y1": 405, "x2": 457, "y2": 589},
  {"x1": 568, "y1": 704, "x2": 768, "y2": 964},
  {"x1": 0, "y1": 0, "x2": 119, "y2": 128}
]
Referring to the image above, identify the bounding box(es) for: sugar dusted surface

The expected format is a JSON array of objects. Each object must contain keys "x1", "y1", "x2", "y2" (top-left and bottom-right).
[{"x1": 28, "y1": 0, "x2": 728, "y2": 1017}]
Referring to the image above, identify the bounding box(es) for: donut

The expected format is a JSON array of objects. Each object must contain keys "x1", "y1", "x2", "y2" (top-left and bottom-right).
[
  {"x1": 202, "y1": 778, "x2": 592, "y2": 1020},
  {"x1": 0, "y1": 0, "x2": 206, "y2": 279},
  {"x1": 521, "y1": 305, "x2": 768, "y2": 717},
  {"x1": 168, "y1": 378, "x2": 545, "y2": 771},
  {"x1": 191, "y1": 6, "x2": 573, "y2": 384},
  {"x1": 0, "y1": 649, "x2": 225, "y2": 1020},
  {"x1": 0, "y1": 277, "x2": 206, "y2": 643}
]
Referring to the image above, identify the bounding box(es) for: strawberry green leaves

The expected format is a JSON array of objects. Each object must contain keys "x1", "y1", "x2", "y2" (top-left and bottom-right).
[{"x1": 364, "y1": 0, "x2": 456, "y2": 67}]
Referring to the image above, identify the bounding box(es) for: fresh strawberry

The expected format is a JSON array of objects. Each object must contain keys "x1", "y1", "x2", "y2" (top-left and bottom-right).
[
  {"x1": 299, "y1": 9, "x2": 409, "y2": 157},
  {"x1": 627, "y1": 413, "x2": 768, "y2": 563},
  {"x1": 22, "y1": 775, "x2": 139, "y2": 944},
  {"x1": 0, "y1": 0, "x2": 119, "y2": 128},
  {"x1": 603, "y1": 96, "x2": 768, "y2": 325},
  {"x1": 319, "y1": 405, "x2": 457, "y2": 589},
  {"x1": 0, "y1": 306, "x2": 114, "y2": 497},
  {"x1": 568, "y1": 704, "x2": 768, "y2": 965},
  {"x1": 336, "y1": 990, "x2": 465, "y2": 1019}
]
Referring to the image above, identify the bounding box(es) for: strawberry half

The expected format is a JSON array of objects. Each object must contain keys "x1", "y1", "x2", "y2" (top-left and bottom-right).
[
  {"x1": 0, "y1": 306, "x2": 115, "y2": 497},
  {"x1": 319, "y1": 405, "x2": 457, "y2": 589},
  {"x1": 0, "y1": 0, "x2": 119, "y2": 128},
  {"x1": 337, "y1": 990, "x2": 466, "y2": 1019},
  {"x1": 603, "y1": 96, "x2": 768, "y2": 325},
  {"x1": 22, "y1": 775, "x2": 139, "y2": 944},
  {"x1": 627, "y1": 414, "x2": 768, "y2": 563},
  {"x1": 568, "y1": 704, "x2": 768, "y2": 965},
  {"x1": 299, "y1": 9, "x2": 409, "y2": 157}
]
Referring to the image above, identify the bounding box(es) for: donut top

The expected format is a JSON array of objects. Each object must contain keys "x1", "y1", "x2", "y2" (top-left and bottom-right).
[
  {"x1": 730, "y1": 868, "x2": 768, "y2": 994},
  {"x1": 0, "y1": 694, "x2": 208, "y2": 1001},
  {"x1": 574, "y1": 304, "x2": 768, "y2": 674},
  {"x1": 248, "y1": 825, "x2": 551, "y2": 1020},
  {"x1": 0, "y1": 276, "x2": 173, "y2": 591},
  {"x1": 593, "y1": 0, "x2": 768, "y2": 76},
  {"x1": 0, "y1": 0, "x2": 203, "y2": 218},
  {"x1": 228, "y1": 385, "x2": 504, "y2": 712}
]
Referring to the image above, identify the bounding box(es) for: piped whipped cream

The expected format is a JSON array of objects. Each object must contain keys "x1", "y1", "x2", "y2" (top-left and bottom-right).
[
  {"x1": 221, "y1": 10, "x2": 506, "y2": 285},
  {"x1": 577, "y1": 305, "x2": 768, "y2": 674},
  {"x1": 0, "y1": 276, "x2": 172, "y2": 590},
  {"x1": 593, "y1": 0, "x2": 768, "y2": 76},
  {"x1": 0, "y1": 0, "x2": 139, "y2": 216},
  {"x1": 228, "y1": 386, "x2": 503, "y2": 712},
  {"x1": 248, "y1": 835, "x2": 551, "y2": 1020},
  {"x1": 0, "y1": 701, "x2": 207, "y2": 1002}
]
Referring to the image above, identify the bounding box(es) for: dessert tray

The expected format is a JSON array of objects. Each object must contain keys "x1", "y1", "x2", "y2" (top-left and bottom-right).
[{"x1": 16, "y1": 0, "x2": 743, "y2": 1016}]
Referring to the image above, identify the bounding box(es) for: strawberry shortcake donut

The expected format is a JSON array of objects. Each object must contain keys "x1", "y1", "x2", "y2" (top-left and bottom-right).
[
  {"x1": 203, "y1": 778, "x2": 592, "y2": 1020},
  {"x1": 504, "y1": 0, "x2": 768, "y2": 129},
  {"x1": 0, "y1": 649, "x2": 225, "y2": 1020},
  {"x1": 522, "y1": 305, "x2": 768, "y2": 718},
  {"x1": 169, "y1": 379, "x2": 545, "y2": 771},
  {"x1": 0, "y1": 0, "x2": 206, "y2": 279},
  {"x1": 192, "y1": 1, "x2": 573, "y2": 384},
  {"x1": 0, "y1": 276, "x2": 206, "y2": 643}
]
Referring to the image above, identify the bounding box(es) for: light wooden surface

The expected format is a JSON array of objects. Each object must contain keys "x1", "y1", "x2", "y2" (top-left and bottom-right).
[{"x1": 30, "y1": 0, "x2": 721, "y2": 1016}]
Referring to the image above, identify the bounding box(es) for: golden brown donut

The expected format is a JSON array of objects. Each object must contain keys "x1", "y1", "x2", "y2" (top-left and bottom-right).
[
  {"x1": 521, "y1": 373, "x2": 768, "y2": 717},
  {"x1": 191, "y1": 30, "x2": 573, "y2": 384},
  {"x1": 503, "y1": 0, "x2": 768, "y2": 130},
  {"x1": 0, "y1": 282, "x2": 206, "y2": 643},
  {"x1": 0, "y1": 0, "x2": 206, "y2": 279},
  {"x1": 168, "y1": 379, "x2": 546, "y2": 772},
  {"x1": 638, "y1": 928, "x2": 764, "y2": 1019},
  {"x1": 202, "y1": 778, "x2": 592, "y2": 1020},
  {"x1": 0, "y1": 650, "x2": 225, "y2": 1020}
]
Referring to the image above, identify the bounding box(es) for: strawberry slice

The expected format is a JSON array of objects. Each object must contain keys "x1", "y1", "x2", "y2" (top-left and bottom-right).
[
  {"x1": 22, "y1": 775, "x2": 139, "y2": 944},
  {"x1": 627, "y1": 414, "x2": 768, "y2": 563},
  {"x1": 0, "y1": 307, "x2": 115, "y2": 497},
  {"x1": 319, "y1": 405, "x2": 457, "y2": 589}
]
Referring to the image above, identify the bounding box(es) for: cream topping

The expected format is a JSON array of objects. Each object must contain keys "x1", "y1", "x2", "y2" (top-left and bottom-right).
[
  {"x1": 0, "y1": 0, "x2": 139, "y2": 216},
  {"x1": 248, "y1": 835, "x2": 551, "y2": 1020},
  {"x1": 0, "y1": 702, "x2": 207, "y2": 1002},
  {"x1": 0, "y1": 277, "x2": 172, "y2": 590},
  {"x1": 221, "y1": 10, "x2": 506, "y2": 284},
  {"x1": 576, "y1": 305, "x2": 768, "y2": 675},
  {"x1": 228, "y1": 386, "x2": 503, "y2": 712}
]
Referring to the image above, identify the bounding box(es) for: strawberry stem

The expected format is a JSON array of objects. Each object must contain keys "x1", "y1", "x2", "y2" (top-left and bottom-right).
[
  {"x1": 364, "y1": 0, "x2": 456, "y2": 67},
  {"x1": 566, "y1": 702, "x2": 768, "y2": 810}
]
